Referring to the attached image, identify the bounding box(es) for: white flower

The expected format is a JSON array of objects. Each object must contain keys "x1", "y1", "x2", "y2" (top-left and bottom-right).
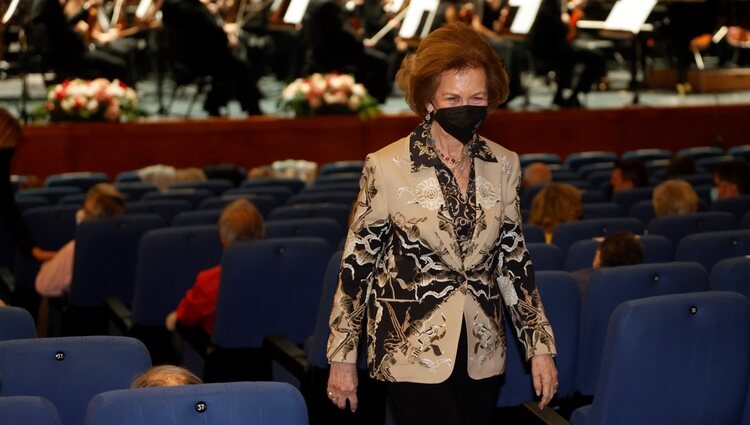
[
  {"x1": 348, "y1": 95, "x2": 361, "y2": 110},
  {"x1": 497, "y1": 275, "x2": 519, "y2": 306},
  {"x1": 410, "y1": 177, "x2": 444, "y2": 211},
  {"x1": 351, "y1": 83, "x2": 366, "y2": 97},
  {"x1": 86, "y1": 99, "x2": 99, "y2": 112},
  {"x1": 475, "y1": 176, "x2": 501, "y2": 209}
]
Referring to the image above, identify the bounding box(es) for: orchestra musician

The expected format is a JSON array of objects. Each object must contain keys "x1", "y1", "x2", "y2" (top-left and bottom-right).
[
  {"x1": 26, "y1": 0, "x2": 133, "y2": 83},
  {"x1": 527, "y1": 0, "x2": 605, "y2": 107},
  {"x1": 160, "y1": 0, "x2": 263, "y2": 115}
]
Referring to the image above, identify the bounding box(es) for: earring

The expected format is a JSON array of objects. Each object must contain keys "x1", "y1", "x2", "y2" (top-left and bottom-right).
[{"x1": 425, "y1": 110, "x2": 431, "y2": 121}]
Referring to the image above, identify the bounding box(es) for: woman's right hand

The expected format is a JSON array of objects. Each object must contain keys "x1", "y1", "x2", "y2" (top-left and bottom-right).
[{"x1": 327, "y1": 362, "x2": 358, "y2": 412}]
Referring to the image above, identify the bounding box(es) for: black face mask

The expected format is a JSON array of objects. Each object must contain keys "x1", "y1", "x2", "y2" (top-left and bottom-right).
[{"x1": 432, "y1": 105, "x2": 487, "y2": 144}]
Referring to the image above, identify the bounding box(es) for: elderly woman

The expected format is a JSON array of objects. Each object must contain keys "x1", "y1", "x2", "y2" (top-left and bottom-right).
[
  {"x1": 529, "y1": 182, "x2": 583, "y2": 243},
  {"x1": 326, "y1": 23, "x2": 557, "y2": 425},
  {"x1": 652, "y1": 179, "x2": 699, "y2": 217}
]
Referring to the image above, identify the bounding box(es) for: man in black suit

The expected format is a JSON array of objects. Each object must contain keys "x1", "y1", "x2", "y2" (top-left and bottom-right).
[{"x1": 161, "y1": 0, "x2": 263, "y2": 115}]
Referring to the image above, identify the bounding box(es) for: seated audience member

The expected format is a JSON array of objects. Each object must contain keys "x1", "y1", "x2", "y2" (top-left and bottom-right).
[
  {"x1": 165, "y1": 199, "x2": 264, "y2": 334},
  {"x1": 666, "y1": 157, "x2": 697, "y2": 178},
  {"x1": 523, "y1": 162, "x2": 552, "y2": 189},
  {"x1": 572, "y1": 231, "x2": 645, "y2": 296},
  {"x1": 131, "y1": 365, "x2": 203, "y2": 388},
  {"x1": 713, "y1": 160, "x2": 750, "y2": 200},
  {"x1": 529, "y1": 182, "x2": 583, "y2": 243},
  {"x1": 35, "y1": 183, "x2": 125, "y2": 297},
  {"x1": 610, "y1": 159, "x2": 649, "y2": 193},
  {"x1": 136, "y1": 165, "x2": 207, "y2": 192},
  {"x1": 652, "y1": 179, "x2": 699, "y2": 217}
]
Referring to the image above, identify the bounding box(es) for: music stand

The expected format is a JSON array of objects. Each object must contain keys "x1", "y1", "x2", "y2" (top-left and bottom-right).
[
  {"x1": 598, "y1": 0, "x2": 656, "y2": 104},
  {"x1": 398, "y1": 0, "x2": 439, "y2": 39}
]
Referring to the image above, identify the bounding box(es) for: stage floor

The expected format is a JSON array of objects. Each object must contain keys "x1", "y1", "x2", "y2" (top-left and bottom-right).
[{"x1": 2, "y1": 69, "x2": 750, "y2": 120}]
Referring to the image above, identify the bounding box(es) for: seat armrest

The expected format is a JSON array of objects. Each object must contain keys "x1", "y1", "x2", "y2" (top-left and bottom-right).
[
  {"x1": 176, "y1": 322, "x2": 214, "y2": 359},
  {"x1": 105, "y1": 297, "x2": 133, "y2": 335},
  {"x1": 264, "y1": 335, "x2": 311, "y2": 381},
  {"x1": 521, "y1": 402, "x2": 571, "y2": 425}
]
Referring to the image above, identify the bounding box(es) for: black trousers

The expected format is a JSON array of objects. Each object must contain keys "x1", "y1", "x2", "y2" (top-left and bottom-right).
[{"x1": 386, "y1": 322, "x2": 502, "y2": 425}]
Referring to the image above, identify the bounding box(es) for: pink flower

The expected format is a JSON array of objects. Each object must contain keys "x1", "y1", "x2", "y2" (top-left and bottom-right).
[{"x1": 104, "y1": 101, "x2": 121, "y2": 121}]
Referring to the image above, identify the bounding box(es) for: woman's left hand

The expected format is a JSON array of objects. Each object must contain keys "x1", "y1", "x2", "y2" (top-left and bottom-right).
[{"x1": 531, "y1": 353, "x2": 558, "y2": 410}]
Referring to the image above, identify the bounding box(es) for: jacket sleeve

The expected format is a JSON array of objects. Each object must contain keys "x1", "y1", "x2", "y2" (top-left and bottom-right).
[
  {"x1": 498, "y1": 152, "x2": 556, "y2": 360},
  {"x1": 175, "y1": 268, "x2": 217, "y2": 327},
  {"x1": 327, "y1": 153, "x2": 391, "y2": 364}
]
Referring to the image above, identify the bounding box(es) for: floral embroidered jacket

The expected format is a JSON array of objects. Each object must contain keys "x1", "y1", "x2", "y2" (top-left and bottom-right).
[{"x1": 327, "y1": 123, "x2": 556, "y2": 383}]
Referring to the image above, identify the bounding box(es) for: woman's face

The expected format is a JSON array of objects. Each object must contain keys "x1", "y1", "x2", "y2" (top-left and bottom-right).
[{"x1": 429, "y1": 67, "x2": 488, "y2": 112}]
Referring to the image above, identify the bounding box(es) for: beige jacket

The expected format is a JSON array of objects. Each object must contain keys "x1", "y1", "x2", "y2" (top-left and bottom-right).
[{"x1": 327, "y1": 127, "x2": 556, "y2": 383}]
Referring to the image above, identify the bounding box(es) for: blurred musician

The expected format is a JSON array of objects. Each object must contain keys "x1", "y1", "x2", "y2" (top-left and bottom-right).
[
  {"x1": 527, "y1": 0, "x2": 605, "y2": 107},
  {"x1": 26, "y1": 0, "x2": 133, "y2": 83},
  {"x1": 160, "y1": 0, "x2": 263, "y2": 115}
]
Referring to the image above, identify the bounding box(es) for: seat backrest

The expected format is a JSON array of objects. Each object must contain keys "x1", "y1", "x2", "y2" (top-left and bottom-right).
[
  {"x1": 23, "y1": 205, "x2": 79, "y2": 250},
  {"x1": 0, "y1": 396, "x2": 62, "y2": 425},
  {"x1": 627, "y1": 199, "x2": 655, "y2": 226},
  {"x1": 142, "y1": 189, "x2": 213, "y2": 209},
  {"x1": 267, "y1": 204, "x2": 351, "y2": 229},
  {"x1": 522, "y1": 224, "x2": 545, "y2": 244},
  {"x1": 675, "y1": 229, "x2": 750, "y2": 272},
  {"x1": 551, "y1": 218, "x2": 645, "y2": 255},
  {"x1": 527, "y1": 243, "x2": 564, "y2": 271},
  {"x1": 69, "y1": 215, "x2": 166, "y2": 307},
  {"x1": 213, "y1": 237, "x2": 332, "y2": 348},
  {"x1": 286, "y1": 191, "x2": 358, "y2": 207},
  {"x1": 564, "y1": 234, "x2": 673, "y2": 272},
  {"x1": 709, "y1": 255, "x2": 750, "y2": 300},
  {"x1": 224, "y1": 186, "x2": 294, "y2": 205},
  {"x1": 519, "y1": 153, "x2": 561, "y2": 167},
  {"x1": 571, "y1": 292, "x2": 750, "y2": 425},
  {"x1": 127, "y1": 200, "x2": 192, "y2": 224},
  {"x1": 131, "y1": 226, "x2": 223, "y2": 327},
  {"x1": 497, "y1": 271, "x2": 580, "y2": 406},
  {"x1": 170, "y1": 180, "x2": 233, "y2": 196},
  {"x1": 45, "y1": 173, "x2": 109, "y2": 191},
  {"x1": 742, "y1": 211, "x2": 750, "y2": 229},
  {"x1": 711, "y1": 195, "x2": 750, "y2": 220},
  {"x1": 676, "y1": 146, "x2": 724, "y2": 160},
  {"x1": 0, "y1": 306, "x2": 37, "y2": 341},
  {"x1": 172, "y1": 209, "x2": 222, "y2": 227},
  {"x1": 576, "y1": 262, "x2": 709, "y2": 395},
  {"x1": 620, "y1": 148, "x2": 671, "y2": 162},
  {"x1": 319, "y1": 160, "x2": 365, "y2": 176},
  {"x1": 582, "y1": 203, "x2": 624, "y2": 219},
  {"x1": 241, "y1": 178, "x2": 306, "y2": 194},
  {"x1": 198, "y1": 194, "x2": 278, "y2": 217},
  {"x1": 307, "y1": 250, "x2": 344, "y2": 369},
  {"x1": 564, "y1": 151, "x2": 617, "y2": 172},
  {"x1": 266, "y1": 218, "x2": 345, "y2": 250},
  {"x1": 85, "y1": 382, "x2": 308, "y2": 425},
  {"x1": 0, "y1": 336, "x2": 151, "y2": 425},
  {"x1": 16, "y1": 187, "x2": 82, "y2": 204},
  {"x1": 647, "y1": 211, "x2": 739, "y2": 247},
  {"x1": 610, "y1": 187, "x2": 654, "y2": 214},
  {"x1": 114, "y1": 182, "x2": 158, "y2": 200}
]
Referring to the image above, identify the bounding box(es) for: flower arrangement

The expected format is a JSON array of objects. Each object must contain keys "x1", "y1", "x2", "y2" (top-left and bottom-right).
[
  {"x1": 279, "y1": 73, "x2": 379, "y2": 120},
  {"x1": 42, "y1": 78, "x2": 138, "y2": 122}
]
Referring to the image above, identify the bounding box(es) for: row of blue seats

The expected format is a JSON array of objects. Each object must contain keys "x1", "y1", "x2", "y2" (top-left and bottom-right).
[
  {"x1": 519, "y1": 145, "x2": 750, "y2": 170},
  {"x1": 0, "y1": 332, "x2": 307, "y2": 425}
]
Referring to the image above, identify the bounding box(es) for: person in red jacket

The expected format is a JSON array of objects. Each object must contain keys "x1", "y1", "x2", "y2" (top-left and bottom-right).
[{"x1": 165, "y1": 198, "x2": 264, "y2": 334}]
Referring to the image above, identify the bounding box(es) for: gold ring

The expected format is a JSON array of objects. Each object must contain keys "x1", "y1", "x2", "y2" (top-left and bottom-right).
[{"x1": 328, "y1": 391, "x2": 335, "y2": 399}]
